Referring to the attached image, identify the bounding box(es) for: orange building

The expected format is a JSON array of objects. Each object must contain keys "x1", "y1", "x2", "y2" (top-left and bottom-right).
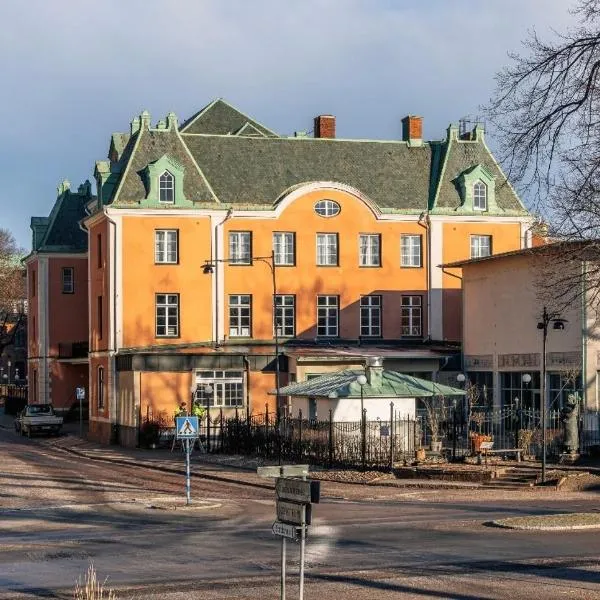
[
  {"x1": 25, "y1": 180, "x2": 92, "y2": 413},
  {"x1": 29, "y1": 100, "x2": 533, "y2": 444}
]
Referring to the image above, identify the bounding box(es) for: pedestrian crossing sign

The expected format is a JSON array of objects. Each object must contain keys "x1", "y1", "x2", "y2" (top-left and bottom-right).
[{"x1": 176, "y1": 416, "x2": 199, "y2": 439}]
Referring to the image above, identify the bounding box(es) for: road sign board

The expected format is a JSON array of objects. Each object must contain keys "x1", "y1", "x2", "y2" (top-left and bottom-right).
[
  {"x1": 272, "y1": 521, "x2": 301, "y2": 540},
  {"x1": 257, "y1": 464, "x2": 309, "y2": 479},
  {"x1": 276, "y1": 478, "x2": 320, "y2": 504},
  {"x1": 76, "y1": 387, "x2": 86, "y2": 400},
  {"x1": 176, "y1": 416, "x2": 199, "y2": 439},
  {"x1": 276, "y1": 500, "x2": 311, "y2": 526}
]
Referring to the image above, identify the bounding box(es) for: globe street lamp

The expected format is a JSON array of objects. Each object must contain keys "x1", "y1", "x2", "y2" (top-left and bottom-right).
[
  {"x1": 357, "y1": 374, "x2": 367, "y2": 470},
  {"x1": 537, "y1": 306, "x2": 566, "y2": 483}
]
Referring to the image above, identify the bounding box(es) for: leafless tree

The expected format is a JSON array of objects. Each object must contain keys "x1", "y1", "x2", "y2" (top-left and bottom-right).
[
  {"x1": 0, "y1": 228, "x2": 26, "y2": 358},
  {"x1": 484, "y1": 1, "x2": 600, "y2": 308}
]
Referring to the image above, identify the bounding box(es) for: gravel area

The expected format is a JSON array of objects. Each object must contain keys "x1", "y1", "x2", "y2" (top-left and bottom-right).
[
  {"x1": 547, "y1": 470, "x2": 600, "y2": 491},
  {"x1": 493, "y1": 512, "x2": 600, "y2": 530}
]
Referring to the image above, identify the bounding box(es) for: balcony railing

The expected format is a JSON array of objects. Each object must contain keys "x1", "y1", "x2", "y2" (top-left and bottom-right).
[{"x1": 58, "y1": 341, "x2": 89, "y2": 359}]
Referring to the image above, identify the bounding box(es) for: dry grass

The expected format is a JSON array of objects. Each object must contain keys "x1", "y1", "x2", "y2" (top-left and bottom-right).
[{"x1": 74, "y1": 564, "x2": 117, "y2": 600}]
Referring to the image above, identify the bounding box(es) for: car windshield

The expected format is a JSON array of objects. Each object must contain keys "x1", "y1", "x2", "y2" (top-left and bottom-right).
[{"x1": 27, "y1": 405, "x2": 52, "y2": 415}]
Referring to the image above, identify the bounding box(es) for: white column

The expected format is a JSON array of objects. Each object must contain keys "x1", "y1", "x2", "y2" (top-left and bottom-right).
[{"x1": 429, "y1": 221, "x2": 443, "y2": 340}]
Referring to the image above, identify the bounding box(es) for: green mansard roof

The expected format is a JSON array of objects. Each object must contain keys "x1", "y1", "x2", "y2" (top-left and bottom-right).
[{"x1": 98, "y1": 98, "x2": 528, "y2": 215}]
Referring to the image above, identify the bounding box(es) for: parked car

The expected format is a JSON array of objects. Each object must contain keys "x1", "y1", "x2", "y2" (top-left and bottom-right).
[{"x1": 14, "y1": 404, "x2": 63, "y2": 437}]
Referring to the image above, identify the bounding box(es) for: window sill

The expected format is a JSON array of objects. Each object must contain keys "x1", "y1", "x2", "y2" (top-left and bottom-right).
[
  {"x1": 400, "y1": 265, "x2": 423, "y2": 269},
  {"x1": 358, "y1": 265, "x2": 382, "y2": 268}
]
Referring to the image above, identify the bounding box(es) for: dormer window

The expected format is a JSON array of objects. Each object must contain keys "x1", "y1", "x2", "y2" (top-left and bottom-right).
[
  {"x1": 159, "y1": 171, "x2": 175, "y2": 203},
  {"x1": 473, "y1": 181, "x2": 487, "y2": 211}
]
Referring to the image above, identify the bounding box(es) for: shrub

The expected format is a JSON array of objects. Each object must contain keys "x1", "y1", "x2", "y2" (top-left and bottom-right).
[{"x1": 74, "y1": 564, "x2": 116, "y2": 600}]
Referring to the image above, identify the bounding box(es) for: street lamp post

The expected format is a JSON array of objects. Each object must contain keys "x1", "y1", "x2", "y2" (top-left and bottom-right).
[
  {"x1": 202, "y1": 252, "x2": 281, "y2": 424},
  {"x1": 357, "y1": 374, "x2": 367, "y2": 470},
  {"x1": 203, "y1": 384, "x2": 214, "y2": 453},
  {"x1": 537, "y1": 306, "x2": 566, "y2": 483}
]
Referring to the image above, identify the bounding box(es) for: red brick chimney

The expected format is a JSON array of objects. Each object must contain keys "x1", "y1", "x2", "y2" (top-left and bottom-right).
[
  {"x1": 401, "y1": 115, "x2": 423, "y2": 144},
  {"x1": 314, "y1": 115, "x2": 336, "y2": 139}
]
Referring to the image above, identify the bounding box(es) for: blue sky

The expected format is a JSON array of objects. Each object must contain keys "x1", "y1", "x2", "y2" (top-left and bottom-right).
[{"x1": 0, "y1": 0, "x2": 579, "y2": 248}]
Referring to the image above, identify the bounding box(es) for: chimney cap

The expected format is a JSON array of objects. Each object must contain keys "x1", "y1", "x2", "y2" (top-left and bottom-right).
[{"x1": 366, "y1": 356, "x2": 383, "y2": 368}]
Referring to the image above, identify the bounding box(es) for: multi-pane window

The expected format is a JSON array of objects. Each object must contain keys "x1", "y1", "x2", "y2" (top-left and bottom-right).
[
  {"x1": 159, "y1": 170, "x2": 175, "y2": 203},
  {"x1": 274, "y1": 295, "x2": 295, "y2": 337},
  {"x1": 401, "y1": 296, "x2": 422, "y2": 337},
  {"x1": 316, "y1": 233, "x2": 338, "y2": 266},
  {"x1": 360, "y1": 295, "x2": 381, "y2": 337},
  {"x1": 317, "y1": 295, "x2": 339, "y2": 337},
  {"x1": 229, "y1": 295, "x2": 251, "y2": 337},
  {"x1": 470, "y1": 235, "x2": 492, "y2": 258},
  {"x1": 62, "y1": 267, "x2": 74, "y2": 294},
  {"x1": 314, "y1": 199, "x2": 341, "y2": 217},
  {"x1": 359, "y1": 234, "x2": 381, "y2": 267},
  {"x1": 473, "y1": 181, "x2": 487, "y2": 210},
  {"x1": 229, "y1": 232, "x2": 252, "y2": 264},
  {"x1": 194, "y1": 370, "x2": 244, "y2": 407},
  {"x1": 156, "y1": 293, "x2": 179, "y2": 337},
  {"x1": 273, "y1": 232, "x2": 295, "y2": 266},
  {"x1": 97, "y1": 366, "x2": 104, "y2": 410},
  {"x1": 401, "y1": 235, "x2": 422, "y2": 267},
  {"x1": 155, "y1": 230, "x2": 178, "y2": 264}
]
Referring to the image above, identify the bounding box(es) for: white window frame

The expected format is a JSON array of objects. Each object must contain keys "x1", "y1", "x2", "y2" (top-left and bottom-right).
[
  {"x1": 473, "y1": 180, "x2": 488, "y2": 211},
  {"x1": 274, "y1": 295, "x2": 295, "y2": 337},
  {"x1": 159, "y1": 170, "x2": 175, "y2": 203},
  {"x1": 314, "y1": 199, "x2": 341, "y2": 217},
  {"x1": 401, "y1": 235, "x2": 422, "y2": 267},
  {"x1": 229, "y1": 231, "x2": 252, "y2": 265},
  {"x1": 194, "y1": 370, "x2": 244, "y2": 407},
  {"x1": 155, "y1": 293, "x2": 179, "y2": 337},
  {"x1": 317, "y1": 295, "x2": 339, "y2": 337},
  {"x1": 359, "y1": 234, "x2": 381, "y2": 267},
  {"x1": 360, "y1": 295, "x2": 381, "y2": 337},
  {"x1": 155, "y1": 230, "x2": 178, "y2": 264},
  {"x1": 316, "y1": 233, "x2": 338, "y2": 266},
  {"x1": 273, "y1": 232, "x2": 295, "y2": 266},
  {"x1": 62, "y1": 267, "x2": 74, "y2": 294},
  {"x1": 470, "y1": 235, "x2": 492, "y2": 258},
  {"x1": 401, "y1": 295, "x2": 422, "y2": 337},
  {"x1": 229, "y1": 295, "x2": 252, "y2": 337}
]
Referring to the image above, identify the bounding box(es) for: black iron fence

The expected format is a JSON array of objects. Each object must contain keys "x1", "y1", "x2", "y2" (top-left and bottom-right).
[{"x1": 145, "y1": 403, "x2": 600, "y2": 468}]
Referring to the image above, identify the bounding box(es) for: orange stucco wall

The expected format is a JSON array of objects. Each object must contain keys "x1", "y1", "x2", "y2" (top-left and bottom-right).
[
  {"x1": 140, "y1": 371, "x2": 192, "y2": 423},
  {"x1": 48, "y1": 257, "x2": 88, "y2": 354},
  {"x1": 121, "y1": 216, "x2": 213, "y2": 348},
  {"x1": 223, "y1": 189, "x2": 427, "y2": 340}
]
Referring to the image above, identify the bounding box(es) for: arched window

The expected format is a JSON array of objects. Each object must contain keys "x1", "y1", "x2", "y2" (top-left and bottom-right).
[
  {"x1": 473, "y1": 181, "x2": 487, "y2": 210},
  {"x1": 97, "y1": 366, "x2": 105, "y2": 410},
  {"x1": 159, "y1": 171, "x2": 175, "y2": 203}
]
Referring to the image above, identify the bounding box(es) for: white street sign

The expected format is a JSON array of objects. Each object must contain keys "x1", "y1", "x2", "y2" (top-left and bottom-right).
[
  {"x1": 276, "y1": 500, "x2": 311, "y2": 526},
  {"x1": 76, "y1": 387, "x2": 86, "y2": 400},
  {"x1": 276, "y1": 478, "x2": 320, "y2": 504},
  {"x1": 272, "y1": 521, "x2": 300, "y2": 540},
  {"x1": 257, "y1": 464, "x2": 309, "y2": 478}
]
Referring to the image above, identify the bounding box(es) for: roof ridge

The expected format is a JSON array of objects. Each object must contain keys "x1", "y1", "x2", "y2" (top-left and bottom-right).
[{"x1": 110, "y1": 126, "x2": 144, "y2": 205}]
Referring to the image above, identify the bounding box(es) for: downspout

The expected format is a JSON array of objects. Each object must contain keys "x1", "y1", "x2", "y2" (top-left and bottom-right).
[
  {"x1": 213, "y1": 208, "x2": 233, "y2": 346},
  {"x1": 418, "y1": 212, "x2": 431, "y2": 340}
]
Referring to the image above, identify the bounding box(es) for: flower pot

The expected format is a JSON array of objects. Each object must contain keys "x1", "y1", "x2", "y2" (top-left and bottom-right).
[
  {"x1": 430, "y1": 440, "x2": 442, "y2": 453},
  {"x1": 415, "y1": 448, "x2": 426, "y2": 461},
  {"x1": 471, "y1": 433, "x2": 492, "y2": 454}
]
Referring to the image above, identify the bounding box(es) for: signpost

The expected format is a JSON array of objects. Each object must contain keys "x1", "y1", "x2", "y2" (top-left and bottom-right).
[
  {"x1": 175, "y1": 416, "x2": 199, "y2": 505},
  {"x1": 75, "y1": 387, "x2": 85, "y2": 438},
  {"x1": 258, "y1": 465, "x2": 320, "y2": 600}
]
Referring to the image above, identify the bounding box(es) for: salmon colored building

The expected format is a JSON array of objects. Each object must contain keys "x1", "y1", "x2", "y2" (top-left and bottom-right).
[
  {"x1": 29, "y1": 100, "x2": 533, "y2": 444},
  {"x1": 25, "y1": 180, "x2": 92, "y2": 413}
]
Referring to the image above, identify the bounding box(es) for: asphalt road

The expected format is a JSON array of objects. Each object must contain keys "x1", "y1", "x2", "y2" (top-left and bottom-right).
[{"x1": 0, "y1": 429, "x2": 599, "y2": 599}]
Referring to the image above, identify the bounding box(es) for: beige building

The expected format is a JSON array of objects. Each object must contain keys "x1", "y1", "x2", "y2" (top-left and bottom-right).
[{"x1": 444, "y1": 245, "x2": 599, "y2": 434}]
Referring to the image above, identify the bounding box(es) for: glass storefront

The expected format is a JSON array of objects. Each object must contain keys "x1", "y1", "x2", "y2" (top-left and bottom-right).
[{"x1": 500, "y1": 371, "x2": 541, "y2": 411}]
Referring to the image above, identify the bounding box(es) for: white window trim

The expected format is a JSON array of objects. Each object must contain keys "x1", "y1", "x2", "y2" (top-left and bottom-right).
[
  {"x1": 159, "y1": 170, "x2": 175, "y2": 204},
  {"x1": 273, "y1": 232, "x2": 295, "y2": 266},
  {"x1": 360, "y1": 295, "x2": 381, "y2": 337},
  {"x1": 317, "y1": 295, "x2": 339, "y2": 337},
  {"x1": 316, "y1": 233, "x2": 338, "y2": 266},
  {"x1": 61, "y1": 267, "x2": 74, "y2": 294},
  {"x1": 473, "y1": 180, "x2": 488, "y2": 211},
  {"x1": 401, "y1": 235, "x2": 422, "y2": 268},
  {"x1": 274, "y1": 294, "x2": 295, "y2": 337},
  {"x1": 470, "y1": 235, "x2": 492, "y2": 258},
  {"x1": 229, "y1": 231, "x2": 252, "y2": 265},
  {"x1": 314, "y1": 199, "x2": 341, "y2": 217},
  {"x1": 359, "y1": 234, "x2": 381, "y2": 267},
  {"x1": 195, "y1": 370, "x2": 244, "y2": 408},
  {"x1": 155, "y1": 293, "x2": 180, "y2": 337},
  {"x1": 229, "y1": 294, "x2": 252, "y2": 337},
  {"x1": 155, "y1": 229, "x2": 179, "y2": 264},
  {"x1": 401, "y1": 295, "x2": 422, "y2": 337}
]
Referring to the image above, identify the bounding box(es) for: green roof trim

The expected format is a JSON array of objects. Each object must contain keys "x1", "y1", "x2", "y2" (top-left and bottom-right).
[{"x1": 274, "y1": 369, "x2": 466, "y2": 399}]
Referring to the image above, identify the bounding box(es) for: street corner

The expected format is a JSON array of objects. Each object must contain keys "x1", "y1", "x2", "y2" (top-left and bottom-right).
[{"x1": 144, "y1": 496, "x2": 223, "y2": 511}]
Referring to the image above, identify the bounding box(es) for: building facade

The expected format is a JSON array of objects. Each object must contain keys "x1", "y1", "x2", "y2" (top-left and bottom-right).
[
  {"x1": 27, "y1": 99, "x2": 532, "y2": 444},
  {"x1": 25, "y1": 181, "x2": 92, "y2": 413}
]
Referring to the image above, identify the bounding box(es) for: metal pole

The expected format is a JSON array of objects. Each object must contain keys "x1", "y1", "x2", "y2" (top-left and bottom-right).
[
  {"x1": 271, "y1": 251, "x2": 283, "y2": 466},
  {"x1": 452, "y1": 402, "x2": 457, "y2": 461},
  {"x1": 390, "y1": 401, "x2": 394, "y2": 473},
  {"x1": 185, "y1": 438, "x2": 191, "y2": 505},
  {"x1": 299, "y1": 498, "x2": 306, "y2": 599},
  {"x1": 541, "y1": 307, "x2": 548, "y2": 483},
  {"x1": 280, "y1": 536, "x2": 286, "y2": 600},
  {"x1": 79, "y1": 394, "x2": 83, "y2": 438}
]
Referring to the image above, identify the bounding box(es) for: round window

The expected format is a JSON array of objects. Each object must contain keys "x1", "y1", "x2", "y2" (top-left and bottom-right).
[{"x1": 314, "y1": 199, "x2": 341, "y2": 217}]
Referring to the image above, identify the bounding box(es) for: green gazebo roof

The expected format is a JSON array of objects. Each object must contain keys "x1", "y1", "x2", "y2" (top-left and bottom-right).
[{"x1": 274, "y1": 370, "x2": 465, "y2": 399}]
